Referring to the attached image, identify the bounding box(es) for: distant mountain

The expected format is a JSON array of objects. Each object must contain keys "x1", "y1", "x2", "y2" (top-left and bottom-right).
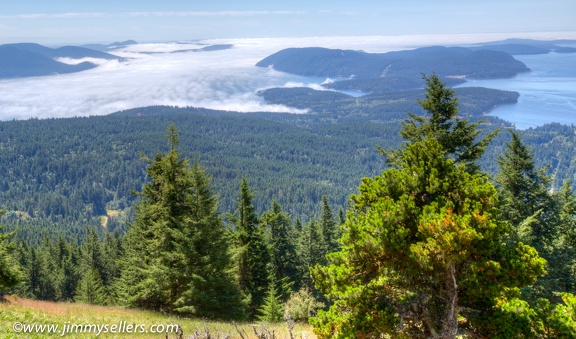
[
  {"x1": 5, "y1": 43, "x2": 122, "y2": 60},
  {"x1": 471, "y1": 39, "x2": 576, "y2": 55},
  {"x1": 0, "y1": 43, "x2": 122, "y2": 79},
  {"x1": 81, "y1": 40, "x2": 138, "y2": 52},
  {"x1": 256, "y1": 46, "x2": 529, "y2": 79}
]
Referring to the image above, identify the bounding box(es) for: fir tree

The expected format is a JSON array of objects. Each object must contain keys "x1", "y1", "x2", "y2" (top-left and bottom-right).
[
  {"x1": 232, "y1": 177, "x2": 270, "y2": 317},
  {"x1": 0, "y1": 213, "x2": 22, "y2": 293},
  {"x1": 496, "y1": 130, "x2": 557, "y2": 249},
  {"x1": 76, "y1": 228, "x2": 109, "y2": 304},
  {"x1": 385, "y1": 73, "x2": 499, "y2": 172},
  {"x1": 262, "y1": 200, "x2": 299, "y2": 296},
  {"x1": 173, "y1": 162, "x2": 245, "y2": 320},
  {"x1": 297, "y1": 219, "x2": 326, "y2": 290},
  {"x1": 75, "y1": 267, "x2": 107, "y2": 305},
  {"x1": 257, "y1": 277, "x2": 285, "y2": 322},
  {"x1": 119, "y1": 124, "x2": 244, "y2": 318},
  {"x1": 320, "y1": 196, "x2": 339, "y2": 253}
]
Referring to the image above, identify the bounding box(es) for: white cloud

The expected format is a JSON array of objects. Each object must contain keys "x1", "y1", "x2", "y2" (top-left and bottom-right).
[
  {"x1": 1, "y1": 34, "x2": 571, "y2": 120},
  {"x1": 55, "y1": 57, "x2": 112, "y2": 66},
  {"x1": 0, "y1": 12, "x2": 108, "y2": 19},
  {"x1": 127, "y1": 11, "x2": 302, "y2": 17}
]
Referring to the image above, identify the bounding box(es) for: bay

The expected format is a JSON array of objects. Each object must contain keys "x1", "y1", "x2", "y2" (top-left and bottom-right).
[{"x1": 456, "y1": 52, "x2": 576, "y2": 129}]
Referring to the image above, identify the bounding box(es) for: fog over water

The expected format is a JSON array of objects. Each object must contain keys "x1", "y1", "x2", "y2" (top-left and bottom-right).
[{"x1": 0, "y1": 34, "x2": 574, "y2": 121}]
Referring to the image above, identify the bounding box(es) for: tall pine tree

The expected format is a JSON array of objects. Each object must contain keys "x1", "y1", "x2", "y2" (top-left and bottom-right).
[
  {"x1": 0, "y1": 212, "x2": 22, "y2": 294},
  {"x1": 232, "y1": 177, "x2": 270, "y2": 318},
  {"x1": 385, "y1": 73, "x2": 499, "y2": 173},
  {"x1": 119, "y1": 124, "x2": 243, "y2": 318},
  {"x1": 262, "y1": 200, "x2": 299, "y2": 296},
  {"x1": 320, "y1": 196, "x2": 339, "y2": 254}
]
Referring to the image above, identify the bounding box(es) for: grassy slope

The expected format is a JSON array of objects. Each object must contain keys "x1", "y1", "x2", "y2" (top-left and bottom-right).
[{"x1": 0, "y1": 296, "x2": 316, "y2": 339}]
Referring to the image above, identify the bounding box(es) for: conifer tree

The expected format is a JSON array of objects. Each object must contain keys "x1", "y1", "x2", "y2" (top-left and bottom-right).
[
  {"x1": 119, "y1": 124, "x2": 243, "y2": 318},
  {"x1": 320, "y1": 196, "x2": 339, "y2": 253},
  {"x1": 297, "y1": 219, "x2": 326, "y2": 290},
  {"x1": 496, "y1": 130, "x2": 557, "y2": 249},
  {"x1": 76, "y1": 267, "x2": 107, "y2": 305},
  {"x1": 76, "y1": 228, "x2": 109, "y2": 304},
  {"x1": 311, "y1": 137, "x2": 547, "y2": 338},
  {"x1": 59, "y1": 240, "x2": 80, "y2": 301},
  {"x1": 257, "y1": 276, "x2": 285, "y2": 322},
  {"x1": 232, "y1": 177, "x2": 270, "y2": 317},
  {"x1": 385, "y1": 73, "x2": 499, "y2": 172},
  {"x1": 262, "y1": 200, "x2": 299, "y2": 296},
  {"x1": 494, "y1": 130, "x2": 569, "y2": 303},
  {"x1": 0, "y1": 214, "x2": 22, "y2": 293},
  {"x1": 555, "y1": 180, "x2": 576, "y2": 293},
  {"x1": 173, "y1": 162, "x2": 245, "y2": 319}
]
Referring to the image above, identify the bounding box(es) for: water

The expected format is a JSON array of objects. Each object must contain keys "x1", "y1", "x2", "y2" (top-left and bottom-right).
[{"x1": 456, "y1": 52, "x2": 576, "y2": 129}]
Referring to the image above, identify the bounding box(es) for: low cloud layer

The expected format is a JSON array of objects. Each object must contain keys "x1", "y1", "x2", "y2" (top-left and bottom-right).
[{"x1": 0, "y1": 34, "x2": 544, "y2": 120}]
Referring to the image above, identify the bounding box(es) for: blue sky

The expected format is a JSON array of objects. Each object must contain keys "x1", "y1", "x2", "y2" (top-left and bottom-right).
[{"x1": 0, "y1": 0, "x2": 575, "y2": 44}]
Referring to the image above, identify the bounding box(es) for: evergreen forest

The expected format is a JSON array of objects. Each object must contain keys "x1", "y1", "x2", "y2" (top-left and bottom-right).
[{"x1": 1, "y1": 74, "x2": 576, "y2": 338}]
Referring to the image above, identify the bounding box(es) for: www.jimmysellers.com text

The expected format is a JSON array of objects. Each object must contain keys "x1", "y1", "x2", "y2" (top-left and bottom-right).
[{"x1": 12, "y1": 321, "x2": 180, "y2": 336}]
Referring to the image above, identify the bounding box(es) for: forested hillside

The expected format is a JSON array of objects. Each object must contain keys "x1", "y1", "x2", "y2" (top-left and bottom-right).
[
  {"x1": 1, "y1": 95, "x2": 576, "y2": 243},
  {"x1": 2, "y1": 75, "x2": 575, "y2": 338}
]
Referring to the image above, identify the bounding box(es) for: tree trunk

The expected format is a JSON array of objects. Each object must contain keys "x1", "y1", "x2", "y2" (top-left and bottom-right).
[{"x1": 439, "y1": 262, "x2": 458, "y2": 339}]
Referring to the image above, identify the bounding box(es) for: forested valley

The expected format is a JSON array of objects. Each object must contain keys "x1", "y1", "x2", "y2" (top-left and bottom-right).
[{"x1": 1, "y1": 74, "x2": 576, "y2": 337}]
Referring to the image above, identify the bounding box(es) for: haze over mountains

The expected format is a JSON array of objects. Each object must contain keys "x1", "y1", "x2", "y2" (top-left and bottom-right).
[
  {"x1": 0, "y1": 43, "x2": 122, "y2": 78},
  {"x1": 0, "y1": 36, "x2": 574, "y2": 121}
]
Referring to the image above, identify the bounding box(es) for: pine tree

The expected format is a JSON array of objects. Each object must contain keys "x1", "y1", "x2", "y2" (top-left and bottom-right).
[
  {"x1": 257, "y1": 277, "x2": 285, "y2": 322},
  {"x1": 262, "y1": 200, "x2": 299, "y2": 296},
  {"x1": 311, "y1": 137, "x2": 547, "y2": 338},
  {"x1": 385, "y1": 73, "x2": 499, "y2": 172},
  {"x1": 297, "y1": 219, "x2": 326, "y2": 290},
  {"x1": 0, "y1": 213, "x2": 22, "y2": 293},
  {"x1": 75, "y1": 267, "x2": 107, "y2": 305},
  {"x1": 496, "y1": 130, "x2": 556, "y2": 248},
  {"x1": 76, "y1": 228, "x2": 109, "y2": 305},
  {"x1": 119, "y1": 124, "x2": 243, "y2": 318},
  {"x1": 232, "y1": 177, "x2": 270, "y2": 317},
  {"x1": 320, "y1": 196, "x2": 339, "y2": 253}
]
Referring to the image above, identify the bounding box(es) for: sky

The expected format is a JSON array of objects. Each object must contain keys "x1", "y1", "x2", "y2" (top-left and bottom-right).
[{"x1": 0, "y1": 0, "x2": 575, "y2": 45}]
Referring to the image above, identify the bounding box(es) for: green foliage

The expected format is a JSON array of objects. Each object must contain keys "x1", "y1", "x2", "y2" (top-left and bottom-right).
[
  {"x1": 75, "y1": 228, "x2": 109, "y2": 305},
  {"x1": 495, "y1": 130, "x2": 570, "y2": 303},
  {"x1": 75, "y1": 267, "x2": 107, "y2": 305},
  {"x1": 257, "y1": 278, "x2": 285, "y2": 322},
  {"x1": 232, "y1": 178, "x2": 270, "y2": 317},
  {"x1": 262, "y1": 201, "x2": 299, "y2": 296},
  {"x1": 474, "y1": 293, "x2": 576, "y2": 338},
  {"x1": 496, "y1": 130, "x2": 554, "y2": 238},
  {"x1": 297, "y1": 219, "x2": 326, "y2": 290},
  {"x1": 0, "y1": 211, "x2": 22, "y2": 292},
  {"x1": 320, "y1": 196, "x2": 339, "y2": 254},
  {"x1": 311, "y1": 137, "x2": 546, "y2": 337},
  {"x1": 119, "y1": 125, "x2": 244, "y2": 319},
  {"x1": 390, "y1": 73, "x2": 500, "y2": 172},
  {"x1": 284, "y1": 288, "x2": 325, "y2": 323}
]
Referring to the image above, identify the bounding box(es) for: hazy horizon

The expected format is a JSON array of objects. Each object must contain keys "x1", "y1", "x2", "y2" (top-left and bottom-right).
[
  {"x1": 0, "y1": 33, "x2": 576, "y2": 125},
  {"x1": 1, "y1": 0, "x2": 575, "y2": 45},
  {"x1": 1, "y1": 1, "x2": 575, "y2": 125}
]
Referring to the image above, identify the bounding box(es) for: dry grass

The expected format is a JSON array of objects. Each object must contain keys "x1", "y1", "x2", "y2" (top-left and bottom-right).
[{"x1": 0, "y1": 296, "x2": 317, "y2": 338}]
